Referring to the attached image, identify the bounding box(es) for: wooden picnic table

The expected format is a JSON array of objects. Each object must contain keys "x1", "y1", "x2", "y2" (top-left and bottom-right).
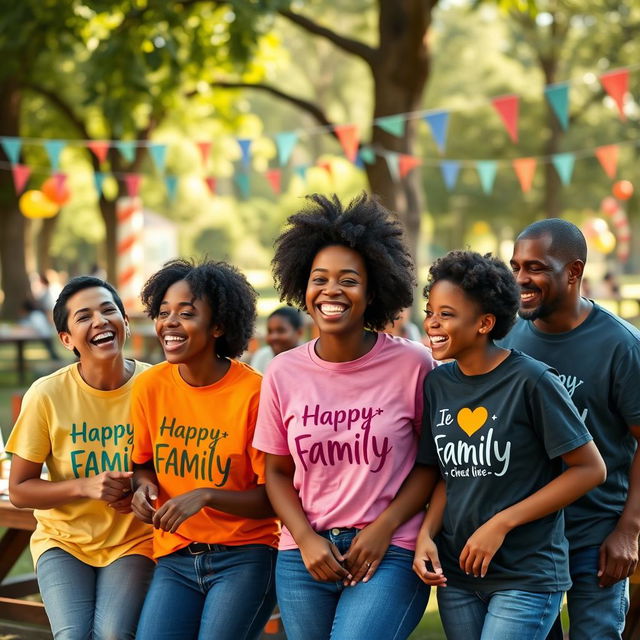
[{"x1": 0, "y1": 326, "x2": 47, "y2": 386}]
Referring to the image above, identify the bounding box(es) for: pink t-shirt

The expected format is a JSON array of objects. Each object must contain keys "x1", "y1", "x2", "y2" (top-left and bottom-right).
[{"x1": 253, "y1": 332, "x2": 437, "y2": 550}]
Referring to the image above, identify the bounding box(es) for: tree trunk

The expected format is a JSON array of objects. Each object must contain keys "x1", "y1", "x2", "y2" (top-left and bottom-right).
[
  {"x1": 36, "y1": 217, "x2": 58, "y2": 273},
  {"x1": 0, "y1": 79, "x2": 31, "y2": 320},
  {"x1": 540, "y1": 55, "x2": 563, "y2": 218},
  {"x1": 100, "y1": 197, "x2": 118, "y2": 285}
]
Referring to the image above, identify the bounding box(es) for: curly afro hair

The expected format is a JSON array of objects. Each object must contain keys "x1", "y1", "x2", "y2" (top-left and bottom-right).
[
  {"x1": 424, "y1": 250, "x2": 519, "y2": 340},
  {"x1": 140, "y1": 258, "x2": 257, "y2": 359},
  {"x1": 272, "y1": 193, "x2": 415, "y2": 331}
]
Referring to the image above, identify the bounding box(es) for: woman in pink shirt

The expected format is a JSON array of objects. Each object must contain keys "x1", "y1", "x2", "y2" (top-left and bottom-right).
[{"x1": 253, "y1": 193, "x2": 438, "y2": 640}]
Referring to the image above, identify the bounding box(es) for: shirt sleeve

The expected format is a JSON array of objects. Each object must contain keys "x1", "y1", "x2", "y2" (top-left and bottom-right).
[
  {"x1": 252, "y1": 368, "x2": 290, "y2": 455},
  {"x1": 611, "y1": 343, "x2": 640, "y2": 428},
  {"x1": 528, "y1": 370, "x2": 593, "y2": 459},
  {"x1": 245, "y1": 391, "x2": 267, "y2": 484},
  {"x1": 130, "y1": 380, "x2": 153, "y2": 465},
  {"x1": 5, "y1": 382, "x2": 51, "y2": 463},
  {"x1": 416, "y1": 383, "x2": 439, "y2": 466},
  {"x1": 412, "y1": 350, "x2": 438, "y2": 435}
]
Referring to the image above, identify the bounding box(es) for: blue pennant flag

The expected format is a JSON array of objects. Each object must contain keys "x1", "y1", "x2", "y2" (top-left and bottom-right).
[
  {"x1": 551, "y1": 153, "x2": 575, "y2": 185},
  {"x1": 44, "y1": 140, "x2": 65, "y2": 171},
  {"x1": 1, "y1": 137, "x2": 21, "y2": 164},
  {"x1": 116, "y1": 140, "x2": 136, "y2": 163},
  {"x1": 424, "y1": 111, "x2": 450, "y2": 154},
  {"x1": 237, "y1": 139, "x2": 252, "y2": 169},
  {"x1": 475, "y1": 161, "x2": 497, "y2": 194},
  {"x1": 275, "y1": 132, "x2": 298, "y2": 166},
  {"x1": 544, "y1": 83, "x2": 570, "y2": 131},
  {"x1": 94, "y1": 172, "x2": 106, "y2": 198},
  {"x1": 440, "y1": 161, "x2": 460, "y2": 190},
  {"x1": 165, "y1": 175, "x2": 178, "y2": 201},
  {"x1": 234, "y1": 172, "x2": 251, "y2": 198},
  {"x1": 149, "y1": 144, "x2": 167, "y2": 173}
]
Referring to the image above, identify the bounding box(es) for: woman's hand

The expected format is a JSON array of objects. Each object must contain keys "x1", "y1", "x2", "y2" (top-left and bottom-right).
[
  {"x1": 413, "y1": 535, "x2": 447, "y2": 587},
  {"x1": 81, "y1": 471, "x2": 132, "y2": 503},
  {"x1": 109, "y1": 493, "x2": 134, "y2": 515},
  {"x1": 343, "y1": 520, "x2": 393, "y2": 586},
  {"x1": 131, "y1": 482, "x2": 158, "y2": 523},
  {"x1": 152, "y1": 489, "x2": 209, "y2": 533},
  {"x1": 298, "y1": 532, "x2": 350, "y2": 583},
  {"x1": 459, "y1": 515, "x2": 509, "y2": 578}
]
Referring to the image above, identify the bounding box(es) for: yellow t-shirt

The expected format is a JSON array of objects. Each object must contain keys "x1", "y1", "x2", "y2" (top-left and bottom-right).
[
  {"x1": 131, "y1": 359, "x2": 280, "y2": 559},
  {"x1": 6, "y1": 361, "x2": 154, "y2": 567}
]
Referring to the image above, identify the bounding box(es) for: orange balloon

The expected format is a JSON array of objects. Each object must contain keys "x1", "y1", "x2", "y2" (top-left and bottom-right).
[
  {"x1": 612, "y1": 180, "x2": 633, "y2": 200},
  {"x1": 19, "y1": 190, "x2": 59, "y2": 219},
  {"x1": 42, "y1": 176, "x2": 71, "y2": 205}
]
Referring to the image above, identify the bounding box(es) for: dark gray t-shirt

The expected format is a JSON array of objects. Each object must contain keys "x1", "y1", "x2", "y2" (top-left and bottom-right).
[
  {"x1": 417, "y1": 351, "x2": 592, "y2": 593},
  {"x1": 499, "y1": 304, "x2": 640, "y2": 549}
]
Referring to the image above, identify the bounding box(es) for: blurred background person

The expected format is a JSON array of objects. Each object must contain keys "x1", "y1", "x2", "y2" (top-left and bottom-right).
[{"x1": 250, "y1": 306, "x2": 304, "y2": 373}]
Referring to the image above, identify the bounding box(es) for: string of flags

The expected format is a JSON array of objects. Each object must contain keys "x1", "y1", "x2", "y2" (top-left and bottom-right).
[{"x1": 1, "y1": 65, "x2": 637, "y2": 207}]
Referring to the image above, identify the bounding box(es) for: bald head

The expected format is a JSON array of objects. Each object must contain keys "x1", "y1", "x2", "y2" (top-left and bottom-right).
[{"x1": 517, "y1": 219, "x2": 587, "y2": 265}]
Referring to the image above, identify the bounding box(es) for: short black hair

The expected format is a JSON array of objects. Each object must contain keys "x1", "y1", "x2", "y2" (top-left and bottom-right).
[
  {"x1": 272, "y1": 193, "x2": 415, "y2": 331},
  {"x1": 269, "y1": 306, "x2": 303, "y2": 331},
  {"x1": 424, "y1": 251, "x2": 519, "y2": 340},
  {"x1": 517, "y1": 218, "x2": 587, "y2": 264},
  {"x1": 140, "y1": 258, "x2": 257, "y2": 359}
]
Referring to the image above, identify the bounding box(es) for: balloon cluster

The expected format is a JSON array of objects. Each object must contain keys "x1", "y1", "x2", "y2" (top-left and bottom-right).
[
  {"x1": 582, "y1": 217, "x2": 616, "y2": 254},
  {"x1": 18, "y1": 176, "x2": 71, "y2": 219}
]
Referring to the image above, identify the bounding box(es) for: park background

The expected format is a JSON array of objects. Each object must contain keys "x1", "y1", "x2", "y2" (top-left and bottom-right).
[{"x1": 1, "y1": 1, "x2": 640, "y2": 638}]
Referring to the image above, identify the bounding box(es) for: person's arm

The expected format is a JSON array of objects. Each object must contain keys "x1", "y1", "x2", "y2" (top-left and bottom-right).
[
  {"x1": 131, "y1": 462, "x2": 159, "y2": 523},
  {"x1": 598, "y1": 425, "x2": 640, "y2": 587},
  {"x1": 413, "y1": 477, "x2": 448, "y2": 586},
  {"x1": 266, "y1": 452, "x2": 350, "y2": 582},
  {"x1": 344, "y1": 464, "x2": 440, "y2": 585},
  {"x1": 460, "y1": 441, "x2": 606, "y2": 578},
  {"x1": 9, "y1": 454, "x2": 132, "y2": 510}
]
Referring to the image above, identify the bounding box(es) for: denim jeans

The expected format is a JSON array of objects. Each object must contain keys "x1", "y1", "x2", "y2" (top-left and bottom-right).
[
  {"x1": 36, "y1": 547, "x2": 154, "y2": 640},
  {"x1": 437, "y1": 584, "x2": 563, "y2": 640},
  {"x1": 276, "y1": 528, "x2": 430, "y2": 640},
  {"x1": 135, "y1": 543, "x2": 277, "y2": 640}
]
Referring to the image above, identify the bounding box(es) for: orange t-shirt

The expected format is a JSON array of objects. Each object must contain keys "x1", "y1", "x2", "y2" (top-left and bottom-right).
[{"x1": 131, "y1": 359, "x2": 279, "y2": 558}]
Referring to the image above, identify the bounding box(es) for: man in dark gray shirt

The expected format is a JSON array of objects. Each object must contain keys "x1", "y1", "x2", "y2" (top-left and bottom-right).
[{"x1": 500, "y1": 219, "x2": 640, "y2": 640}]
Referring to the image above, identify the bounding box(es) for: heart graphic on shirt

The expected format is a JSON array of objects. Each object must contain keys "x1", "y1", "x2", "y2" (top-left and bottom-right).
[{"x1": 457, "y1": 407, "x2": 488, "y2": 437}]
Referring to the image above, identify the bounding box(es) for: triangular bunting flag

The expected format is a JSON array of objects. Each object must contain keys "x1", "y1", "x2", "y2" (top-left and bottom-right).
[
  {"x1": 600, "y1": 69, "x2": 629, "y2": 121},
  {"x1": 116, "y1": 141, "x2": 136, "y2": 163},
  {"x1": 440, "y1": 161, "x2": 460, "y2": 190},
  {"x1": 11, "y1": 164, "x2": 30, "y2": 194},
  {"x1": 385, "y1": 153, "x2": 400, "y2": 182},
  {"x1": 491, "y1": 95, "x2": 519, "y2": 143},
  {"x1": 375, "y1": 115, "x2": 406, "y2": 138},
  {"x1": 475, "y1": 161, "x2": 497, "y2": 195},
  {"x1": 124, "y1": 173, "x2": 141, "y2": 198},
  {"x1": 595, "y1": 145, "x2": 618, "y2": 178},
  {"x1": 53, "y1": 173, "x2": 67, "y2": 200},
  {"x1": 358, "y1": 147, "x2": 376, "y2": 165},
  {"x1": 424, "y1": 111, "x2": 450, "y2": 153},
  {"x1": 551, "y1": 153, "x2": 575, "y2": 186},
  {"x1": 293, "y1": 165, "x2": 308, "y2": 182},
  {"x1": 317, "y1": 160, "x2": 333, "y2": 179},
  {"x1": 398, "y1": 154, "x2": 422, "y2": 178},
  {"x1": 265, "y1": 168, "x2": 282, "y2": 195},
  {"x1": 94, "y1": 172, "x2": 106, "y2": 198},
  {"x1": 275, "y1": 132, "x2": 298, "y2": 166},
  {"x1": 1, "y1": 137, "x2": 22, "y2": 164},
  {"x1": 87, "y1": 141, "x2": 110, "y2": 164},
  {"x1": 237, "y1": 139, "x2": 252, "y2": 169},
  {"x1": 512, "y1": 157, "x2": 537, "y2": 193},
  {"x1": 165, "y1": 175, "x2": 178, "y2": 201},
  {"x1": 333, "y1": 124, "x2": 359, "y2": 163},
  {"x1": 44, "y1": 140, "x2": 65, "y2": 171},
  {"x1": 544, "y1": 84, "x2": 570, "y2": 131},
  {"x1": 197, "y1": 141, "x2": 211, "y2": 167},
  {"x1": 149, "y1": 144, "x2": 167, "y2": 173},
  {"x1": 204, "y1": 176, "x2": 217, "y2": 194},
  {"x1": 234, "y1": 172, "x2": 250, "y2": 199}
]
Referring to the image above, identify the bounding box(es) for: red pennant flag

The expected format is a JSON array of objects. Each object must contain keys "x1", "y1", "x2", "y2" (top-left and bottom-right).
[
  {"x1": 124, "y1": 173, "x2": 141, "y2": 198},
  {"x1": 204, "y1": 176, "x2": 216, "y2": 194},
  {"x1": 595, "y1": 145, "x2": 618, "y2": 178},
  {"x1": 512, "y1": 157, "x2": 537, "y2": 193},
  {"x1": 197, "y1": 141, "x2": 211, "y2": 167},
  {"x1": 265, "y1": 169, "x2": 282, "y2": 195},
  {"x1": 333, "y1": 124, "x2": 359, "y2": 162},
  {"x1": 54, "y1": 172, "x2": 67, "y2": 200},
  {"x1": 491, "y1": 95, "x2": 519, "y2": 143},
  {"x1": 11, "y1": 164, "x2": 30, "y2": 194},
  {"x1": 600, "y1": 69, "x2": 629, "y2": 121},
  {"x1": 87, "y1": 140, "x2": 110, "y2": 164},
  {"x1": 398, "y1": 154, "x2": 422, "y2": 178},
  {"x1": 317, "y1": 160, "x2": 333, "y2": 178}
]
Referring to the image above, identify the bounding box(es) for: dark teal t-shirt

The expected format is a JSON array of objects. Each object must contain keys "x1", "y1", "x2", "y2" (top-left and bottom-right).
[
  {"x1": 417, "y1": 350, "x2": 592, "y2": 593},
  {"x1": 499, "y1": 304, "x2": 640, "y2": 549}
]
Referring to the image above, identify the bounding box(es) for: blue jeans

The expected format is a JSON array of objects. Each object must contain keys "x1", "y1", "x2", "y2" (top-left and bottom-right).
[
  {"x1": 36, "y1": 547, "x2": 154, "y2": 640},
  {"x1": 276, "y1": 528, "x2": 430, "y2": 640},
  {"x1": 136, "y1": 543, "x2": 277, "y2": 640},
  {"x1": 437, "y1": 584, "x2": 563, "y2": 640}
]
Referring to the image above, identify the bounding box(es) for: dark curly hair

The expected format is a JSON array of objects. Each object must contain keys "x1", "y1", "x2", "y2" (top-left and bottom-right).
[
  {"x1": 272, "y1": 193, "x2": 415, "y2": 331},
  {"x1": 140, "y1": 258, "x2": 257, "y2": 359},
  {"x1": 424, "y1": 250, "x2": 519, "y2": 340}
]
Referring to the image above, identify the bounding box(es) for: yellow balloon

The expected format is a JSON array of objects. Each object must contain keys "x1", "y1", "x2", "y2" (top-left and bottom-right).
[
  {"x1": 19, "y1": 190, "x2": 60, "y2": 219},
  {"x1": 593, "y1": 230, "x2": 616, "y2": 254}
]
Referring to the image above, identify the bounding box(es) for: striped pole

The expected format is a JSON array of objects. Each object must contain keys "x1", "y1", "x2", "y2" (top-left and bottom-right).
[{"x1": 116, "y1": 197, "x2": 144, "y2": 312}]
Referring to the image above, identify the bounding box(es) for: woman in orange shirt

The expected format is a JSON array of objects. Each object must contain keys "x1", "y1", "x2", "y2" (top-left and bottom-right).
[{"x1": 130, "y1": 259, "x2": 279, "y2": 640}]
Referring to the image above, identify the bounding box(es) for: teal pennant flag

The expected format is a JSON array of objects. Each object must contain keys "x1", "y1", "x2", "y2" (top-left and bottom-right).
[
  {"x1": 475, "y1": 161, "x2": 497, "y2": 194},
  {"x1": 1, "y1": 137, "x2": 21, "y2": 164},
  {"x1": 44, "y1": 140, "x2": 65, "y2": 171},
  {"x1": 551, "y1": 153, "x2": 575, "y2": 185},
  {"x1": 116, "y1": 141, "x2": 136, "y2": 163},
  {"x1": 149, "y1": 144, "x2": 167, "y2": 173},
  {"x1": 94, "y1": 172, "x2": 106, "y2": 198},
  {"x1": 234, "y1": 172, "x2": 250, "y2": 198},
  {"x1": 275, "y1": 132, "x2": 298, "y2": 166},
  {"x1": 293, "y1": 164, "x2": 308, "y2": 181},
  {"x1": 385, "y1": 152, "x2": 400, "y2": 181},
  {"x1": 358, "y1": 146, "x2": 376, "y2": 165},
  {"x1": 544, "y1": 83, "x2": 570, "y2": 131},
  {"x1": 165, "y1": 175, "x2": 178, "y2": 200},
  {"x1": 375, "y1": 115, "x2": 406, "y2": 137}
]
